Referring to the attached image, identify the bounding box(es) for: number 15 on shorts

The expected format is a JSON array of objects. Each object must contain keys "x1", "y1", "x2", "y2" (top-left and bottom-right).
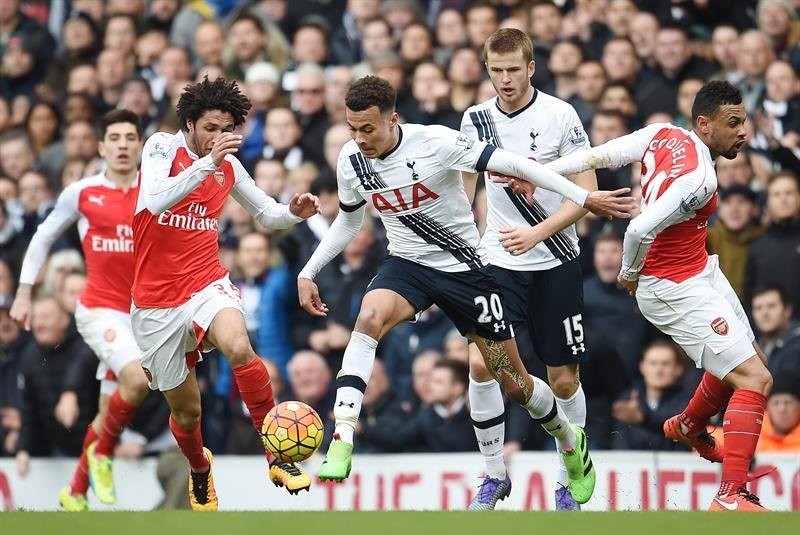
[{"x1": 563, "y1": 314, "x2": 586, "y2": 355}]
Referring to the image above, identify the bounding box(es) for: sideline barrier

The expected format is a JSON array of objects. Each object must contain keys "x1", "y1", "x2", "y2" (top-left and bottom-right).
[{"x1": 0, "y1": 451, "x2": 797, "y2": 511}]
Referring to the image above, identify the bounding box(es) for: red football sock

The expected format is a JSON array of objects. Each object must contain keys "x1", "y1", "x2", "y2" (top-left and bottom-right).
[
  {"x1": 680, "y1": 372, "x2": 733, "y2": 434},
  {"x1": 94, "y1": 390, "x2": 137, "y2": 457},
  {"x1": 719, "y1": 389, "x2": 766, "y2": 497},
  {"x1": 69, "y1": 424, "x2": 99, "y2": 495},
  {"x1": 232, "y1": 357, "x2": 275, "y2": 434},
  {"x1": 169, "y1": 415, "x2": 209, "y2": 472}
]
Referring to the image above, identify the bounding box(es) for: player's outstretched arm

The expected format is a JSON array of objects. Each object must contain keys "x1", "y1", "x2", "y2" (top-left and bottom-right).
[
  {"x1": 297, "y1": 204, "x2": 366, "y2": 317},
  {"x1": 13, "y1": 185, "x2": 81, "y2": 329},
  {"x1": 139, "y1": 132, "x2": 218, "y2": 214},
  {"x1": 230, "y1": 157, "x2": 320, "y2": 229}
]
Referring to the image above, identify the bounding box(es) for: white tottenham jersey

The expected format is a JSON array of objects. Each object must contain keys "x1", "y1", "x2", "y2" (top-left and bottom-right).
[
  {"x1": 460, "y1": 90, "x2": 590, "y2": 270},
  {"x1": 337, "y1": 123, "x2": 496, "y2": 272}
]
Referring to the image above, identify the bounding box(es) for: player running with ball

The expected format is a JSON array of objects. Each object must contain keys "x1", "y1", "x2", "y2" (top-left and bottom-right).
[
  {"x1": 298, "y1": 76, "x2": 635, "y2": 503},
  {"x1": 540, "y1": 81, "x2": 773, "y2": 511}
]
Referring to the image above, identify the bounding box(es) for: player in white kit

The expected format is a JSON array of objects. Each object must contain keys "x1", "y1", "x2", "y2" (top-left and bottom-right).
[
  {"x1": 460, "y1": 28, "x2": 597, "y2": 511},
  {"x1": 543, "y1": 81, "x2": 773, "y2": 511},
  {"x1": 297, "y1": 76, "x2": 635, "y2": 499},
  {"x1": 11, "y1": 110, "x2": 146, "y2": 510}
]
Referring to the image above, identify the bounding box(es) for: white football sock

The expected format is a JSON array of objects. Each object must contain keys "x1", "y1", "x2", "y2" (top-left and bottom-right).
[
  {"x1": 554, "y1": 383, "x2": 586, "y2": 488},
  {"x1": 333, "y1": 331, "x2": 378, "y2": 444},
  {"x1": 469, "y1": 375, "x2": 507, "y2": 480},
  {"x1": 523, "y1": 375, "x2": 576, "y2": 451}
]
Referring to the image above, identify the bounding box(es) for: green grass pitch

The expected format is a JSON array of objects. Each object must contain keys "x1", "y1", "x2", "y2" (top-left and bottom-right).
[{"x1": 1, "y1": 511, "x2": 799, "y2": 535}]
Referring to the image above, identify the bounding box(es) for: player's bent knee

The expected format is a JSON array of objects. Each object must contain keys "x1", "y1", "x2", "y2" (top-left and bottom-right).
[
  {"x1": 549, "y1": 375, "x2": 578, "y2": 399},
  {"x1": 354, "y1": 306, "x2": 387, "y2": 338},
  {"x1": 172, "y1": 408, "x2": 201, "y2": 430},
  {"x1": 225, "y1": 338, "x2": 257, "y2": 367}
]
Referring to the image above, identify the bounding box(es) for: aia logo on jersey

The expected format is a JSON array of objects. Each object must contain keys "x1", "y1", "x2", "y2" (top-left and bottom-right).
[
  {"x1": 213, "y1": 169, "x2": 225, "y2": 186},
  {"x1": 372, "y1": 183, "x2": 440, "y2": 213},
  {"x1": 711, "y1": 316, "x2": 729, "y2": 336}
]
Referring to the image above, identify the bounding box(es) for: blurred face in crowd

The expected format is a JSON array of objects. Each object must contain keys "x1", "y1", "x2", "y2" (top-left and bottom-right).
[
  {"x1": 288, "y1": 351, "x2": 331, "y2": 406},
  {"x1": 529, "y1": 3, "x2": 560, "y2": 43},
  {"x1": 639, "y1": 345, "x2": 682, "y2": 390},
  {"x1": 677, "y1": 79, "x2": 704, "y2": 120},
  {"x1": 65, "y1": 121, "x2": 98, "y2": 160},
  {"x1": 292, "y1": 70, "x2": 326, "y2": 116},
  {"x1": 429, "y1": 365, "x2": 465, "y2": 406},
  {"x1": 186, "y1": 110, "x2": 234, "y2": 159},
  {"x1": 486, "y1": 48, "x2": 534, "y2": 110},
  {"x1": 64, "y1": 93, "x2": 93, "y2": 124},
  {"x1": 159, "y1": 47, "x2": 193, "y2": 88},
  {"x1": 0, "y1": 137, "x2": 33, "y2": 180},
  {"x1": 194, "y1": 22, "x2": 225, "y2": 67},
  {"x1": 599, "y1": 85, "x2": 636, "y2": 117},
  {"x1": 767, "y1": 393, "x2": 800, "y2": 435},
  {"x1": 476, "y1": 78, "x2": 497, "y2": 102},
  {"x1": 344, "y1": 222, "x2": 375, "y2": 259},
  {"x1": 593, "y1": 237, "x2": 623, "y2": 284},
  {"x1": 237, "y1": 233, "x2": 270, "y2": 279},
  {"x1": 31, "y1": 298, "x2": 70, "y2": 349},
  {"x1": 73, "y1": 0, "x2": 104, "y2": 21},
  {"x1": 654, "y1": 28, "x2": 691, "y2": 74},
  {"x1": 346, "y1": 0, "x2": 379, "y2": 23},
  {"x1": 19, "y1": 171, "x2": 51, "y2": 212},
  {"x1": 149, "y1": 0, "x2": 179, "y2": 22},
  {"x1": 752, "y1": 289, "x2": 792, "y2": 336},
  {"x1": 0, "y1": 98, "x2": 10, "y2": 133},
  {"x1": 576, "y1": 61, "x2": 607, "y2": 103},
  {"x1": 317, "y1": 186, "x2": 340, "y2": 221},
  {"x1": 27, "y1": 103, "x2": 59, "y2": 149},
  {"x1": 292, "y1": 26, "x2": 327, "y2": 65},
  {"x1": 412, "y1": 62, "x2": 449, "y2": 105},
  {"x1": 448, "y1": 47, "x2": 482, "y2": 86},
  {"x1": 412, "y1": 352, "x2": 439, "y2": 405},
  {"x1": 718, "y1": 193, "x2": 757, "y2": 232},
  {"x1": 362, "y1": 19, "x2": 394, "y2": 60},
  {"x1": 602, "y1": 39, "x2": 639, "y2": 83},
  {"x1": 767, "y1": 175, "x2": 800, "y2": 221},
  {"x1": 606, "y1": 0, "x2": 637, "y2": 37},
  {"x1": 712, "y1": 26, "x2": 740, "y2": 72},
  {"x1": 58, "y1": 272, "x2": 86, "y2": 314},
  {"x1": 104, "y1": 15, "x2": 137, "y2": 56},
  {"x1": 0, "y1": 177, "x2": 16, "y2": 202},
  {"x1": 120, "y1": 79, "x2": 153, "y2": 116},
  {"x1": 62, "y1": 16, "x2": 96, "y2": 52},
  {"x1": 738, "y1": 32, "x2": 775, "y2": 79},
  {"x1": 758, "y1": 1, "x2": 793, "y2": 42},
  {"x1": 466, "y1": 5, "x2": 498, "y2": 48},
  {"x1": 68, "y1": 64, "x2": 100, "y2": 96},
  {"x1": 325, "y1": 66, "x2": 354, "y2": 117},
  {"x1": 373, "y1": 59, "x2": 404, "y2": 90},
  {"x1": 230, "y1": 18, "x2": 266, "y2": 63},
  {"x1": 362, "y1": 358, "x2": 389, "y2": 407},
  {"x1": 97, "y1": 48, "x2": 132, "y2": 90},
  {"x1": 696, "y1": 103, "x2": 747, "y2": 160},
  {"x1": 288, "y1": 165, "x2": 315, "y2": 195},
  {"x1": 549, "y1": 41, "x2": 582, "y2": 76},
  {"x1": 629, "y1": 12, "x2": 659, "y2": 61},
  {"x1": 591, "y1": 112, "x2": 627, "y2": 146},
  {"x1": 136, "y1": 30, "x2": 169, "y2": 69},
  {"x1": 99, "y1": 121, "x2": 140, "y2": 176},
  {"x1": 400, "y1": 24, "x2": 433, "y2": 63},
  {"x1": 0, "y1": 309, "x2": 19, "y2": 345},
  {"x1": 254, "y1": 159, "x2": 287, "y2": 199},
  {"x1": 2, "y1": 45, "x2": 32, "y2": 78},
  {"x1": 346, "y1": 104, "x2": 398, "y2": 159},
  {"x1": 323, "y1": 123, "x2": 352, "y2": 171},
  {"x1": 264, "y1": 108, "x2": 301, "y2": 151},
  {"x1": 436, "y1": 9, "x2": 465, "y2": 49},
  {"x1": 61, "y1": 159, "x2": 86, "y2": 189},
  {"x1": 715, "y1": 151, "x2": 752, "y2": 188},
  {"x1": 0, "y1": 0, "x2": 20, "y2": 25},
  {"x1": 765, "y1": 61, "x2": 799, "y2": 102},
  {"x1": 384, "y1": 3, "x2": 416, "y2": 34},
  {"x1": 108, "y1": 0, "x2": 144, "y2": 17}
]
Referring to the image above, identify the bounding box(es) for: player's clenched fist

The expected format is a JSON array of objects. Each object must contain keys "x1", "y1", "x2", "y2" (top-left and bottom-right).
[
  {"x1": 298, "y1": 277, "x2": 329, "y2": 317},
  {"x1": 289, "y1": 193, "x2": 320, "y2": 219},
  {"x1": 210, "y1": 133, "x2": 243, "y2": 167}
]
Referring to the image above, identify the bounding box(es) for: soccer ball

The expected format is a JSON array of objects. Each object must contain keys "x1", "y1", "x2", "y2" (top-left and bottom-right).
[{"x1": 261, "y1": 401, "x2": 324, "y2": 463}]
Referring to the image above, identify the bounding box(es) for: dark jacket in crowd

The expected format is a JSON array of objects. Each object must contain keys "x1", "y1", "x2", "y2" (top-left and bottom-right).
[
  {"x1": 706, "y1": 219, "x2": 766, "y2": 300},
  {"x1": 762, "y1": 321, "x2": 800, "y2": 377},
  {"x1": 745, "y1": 217, "x2": 800, "y2": 314},
  {"x1": 356, "y1": 390, "x2": 412, "y2": 454},
  {"x1": 18, "y1": 327, "x2": 98, "y2": 456},
  {"x1": 611, "y1": 380, "x2": 693, "y2": 451}
]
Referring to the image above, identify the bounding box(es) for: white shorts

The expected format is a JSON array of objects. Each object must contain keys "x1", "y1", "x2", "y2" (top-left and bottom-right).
[
  {"x1": 74, "y1": 302, "x2": 141, "y2": 394},
  {"x1": 636, "y1": 255, "x2": 756, "y2": 380},
  {"x1": 131, "y1": 275, "x2": 243, "y2": 391}
]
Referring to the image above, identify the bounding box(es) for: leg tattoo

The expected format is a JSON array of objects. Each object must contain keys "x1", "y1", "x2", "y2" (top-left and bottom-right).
[{"x1": 484, "y1": 339, "x2": 532, "y2": 401}]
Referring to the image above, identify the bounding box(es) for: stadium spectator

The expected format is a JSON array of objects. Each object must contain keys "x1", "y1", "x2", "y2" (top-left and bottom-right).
[
  {"x1": 757, "y1": 371, "x2": 800, "y2": 452},
  {"x1": 629, "y1": 11, "x2": 659, "y2": 67},
  {"x1": 192, "y1": 20, "x2": 225, "y2": 70},
  {"x1": 737, "y1": 31, "x2": 775, "y2": 113},
  {"x1": 15, "y1": 297, "x2": 98, "y2": 474},
  {"x1": 354, "y1": 359, "x2": 409, "y2": 453},
  {"x1": 707, "y1": 185, "x2": 765, "y2": 299},
  {"x1": 286, "y1": 350, "x2": 335, "y2": 418},
  {"x1": 0, "y1": 129, "x2": 34, "y2": 181},
  {"x1": 569, "y1": 60, "x2": 607, "y2": 128},
  {"x1": 0, "y1": 295, "x2": 29, "y2": 457},
  {"x1": 330, "y1": 0, "x2": 381, "y2": 65},
  {"x1": 745, "y1": 172, "x2": 800, "y2": 312},
  {"x1": 716, "y1": 151, "x2": 756, "y2": 189},
  {"x1": 289, "y1": 17, "x2": 329, "y2": 68},
  {"x1": 752, "y1": 285, "x2": 800, "y2": 376},
  {"x1": 410, "y1": 350, "x2": 440, "y2": 408},
  {"x1": 611, "y1": 340, "x2": 693, "y2": 451},
  {"x1": 291, "y1": 63, "x2": 330, "y2": 168}
]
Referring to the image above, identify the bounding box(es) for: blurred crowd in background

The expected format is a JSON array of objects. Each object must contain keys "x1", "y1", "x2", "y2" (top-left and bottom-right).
[{"x1": 0, "y1": 0, "x2": 799, "y2": 469}]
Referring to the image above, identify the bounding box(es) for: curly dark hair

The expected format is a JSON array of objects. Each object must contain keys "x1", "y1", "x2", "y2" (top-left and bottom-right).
[
  {"x1": 345, "y1": 76, "x2": 396, "y2": 115},
  {"x1": 691, "y1": 81, "x2": 742, "y2": 123},
  {"x1": 176, "y1": 77, "x2": 252, "y2": 130}
]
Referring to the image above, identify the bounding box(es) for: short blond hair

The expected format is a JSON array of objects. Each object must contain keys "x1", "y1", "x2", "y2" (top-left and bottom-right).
[{"x1": 483, "y1": 28, "x2": 533, "y2": 64}]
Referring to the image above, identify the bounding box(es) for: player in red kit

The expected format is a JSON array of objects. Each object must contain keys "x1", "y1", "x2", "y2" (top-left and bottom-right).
[
  {"x1": 132, "y1": 77, "x2": 319, "y2": 511},
  {"x1": 538, "y1": 81, "x2": 772, "y2": 511},
  {"x1": 11, "y1": 110, "x2": 147, "y2": 511}
]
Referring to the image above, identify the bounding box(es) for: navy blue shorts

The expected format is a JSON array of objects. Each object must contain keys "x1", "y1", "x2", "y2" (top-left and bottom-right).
[
  {"x1": 367, "y1": 256, "x2": 513, "y2": 342},
  {"x1": 490, "y1": 259, "x2": 587, "y2": 367}
]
